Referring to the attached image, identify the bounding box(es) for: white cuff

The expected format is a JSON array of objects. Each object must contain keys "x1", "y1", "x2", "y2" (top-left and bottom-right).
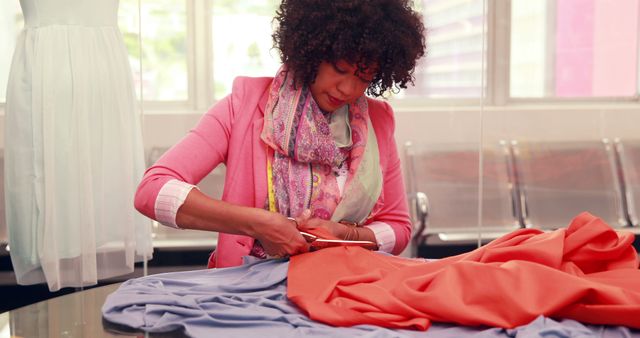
[
  {"x1": 154, "y1": 179, "x2": 197, "y2": 229},
  {"x1": 364, "y1": 221, "x2": 396, "y2": 253}
]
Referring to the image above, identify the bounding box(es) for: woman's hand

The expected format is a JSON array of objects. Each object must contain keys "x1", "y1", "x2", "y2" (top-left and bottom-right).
[
  {"x1": 252, "y1": 212, "x2": 310, "y2": 258},
  {"x1": 294, "y1": 209, "x2": 349, "y2": 240},
  {"x1": 295, "y1": 209, "x2": 379, "y2": 246}
]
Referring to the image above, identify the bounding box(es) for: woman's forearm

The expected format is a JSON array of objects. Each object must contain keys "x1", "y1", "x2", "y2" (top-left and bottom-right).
[
  {"x1": 175, "y1": 188, "x2": 270, "y2": 238},
  {"x1": 174, "y1": 188, "x2": 310, "y2": 257},
  {"x1": 338, "y1": 223, "x2": 376, "y2": 243}
]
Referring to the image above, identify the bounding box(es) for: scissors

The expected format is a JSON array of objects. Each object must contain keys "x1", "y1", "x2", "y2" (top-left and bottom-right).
[{"x1": 299, "y1": 231, "x2": 378, "y2": 251}]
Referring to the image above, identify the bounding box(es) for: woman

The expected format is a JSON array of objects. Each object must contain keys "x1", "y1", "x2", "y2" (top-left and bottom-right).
[{"x1": 135, "y1": 0, "x2": 426, "y2": 268}]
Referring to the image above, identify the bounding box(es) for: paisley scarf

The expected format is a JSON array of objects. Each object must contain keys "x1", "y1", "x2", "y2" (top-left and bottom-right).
[{"x1": 260, "y1": 66, "x2": 382, "y2": 224}]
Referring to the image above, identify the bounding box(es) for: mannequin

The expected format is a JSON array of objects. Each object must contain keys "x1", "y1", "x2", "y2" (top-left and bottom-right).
[{"x1": 4, "y1": 0, "x2": 153, "y2": 291}]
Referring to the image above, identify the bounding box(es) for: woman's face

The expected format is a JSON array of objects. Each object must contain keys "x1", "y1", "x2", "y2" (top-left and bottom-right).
[{"x1": 309, "y1": 60, "x2": 375, "y2": 112}]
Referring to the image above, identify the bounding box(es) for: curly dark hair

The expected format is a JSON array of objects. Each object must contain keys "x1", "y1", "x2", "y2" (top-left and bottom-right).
[{"x1": 272, "y1": 0, "x2": 426, "y2": 97}]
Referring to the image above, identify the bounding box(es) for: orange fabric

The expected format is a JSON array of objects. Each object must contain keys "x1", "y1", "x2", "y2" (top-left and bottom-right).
[{"x1": 287, "y1": 212, "x2": 640, "y2": 330}]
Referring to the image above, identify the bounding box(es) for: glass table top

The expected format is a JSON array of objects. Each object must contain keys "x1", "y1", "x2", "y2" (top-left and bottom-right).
[{"x1": 0, "y1": 283, "x2": 183, "y2": 338}]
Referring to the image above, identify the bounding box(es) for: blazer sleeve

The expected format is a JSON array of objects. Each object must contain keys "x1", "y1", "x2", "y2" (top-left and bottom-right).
[
  {"x1": 368, "y1": 101, "x2": 412, "y2": 255},
  {"x1": 134, "y1": 93, "x2": 235, "y2": 222}
]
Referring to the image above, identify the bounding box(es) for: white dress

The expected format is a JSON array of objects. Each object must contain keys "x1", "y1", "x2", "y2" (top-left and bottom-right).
[{"x1": 5, "y1": 0, "x2": 153, "y2": 291}]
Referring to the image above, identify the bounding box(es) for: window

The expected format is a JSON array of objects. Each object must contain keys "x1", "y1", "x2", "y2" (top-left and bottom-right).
[
  {"x1": 119, "y1": 0, "x2": 188, "y2": 102},
  {"x1": 1, "y1": 1, "x2": 638, "y2": 107},
  {"x1": 510, "y1": 0, "x2": 640, "y2": 98},
  {"x1": 211, "y1": 0, "x2": 281, "y2": 100},
  {"x1": 404, "y1": 0, "x2": 487, "y2": 99}
]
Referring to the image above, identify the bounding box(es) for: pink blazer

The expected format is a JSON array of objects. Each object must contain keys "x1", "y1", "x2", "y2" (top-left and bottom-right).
[{"x1": 135, "y1": 77, "x2": 411, "y2": 268}]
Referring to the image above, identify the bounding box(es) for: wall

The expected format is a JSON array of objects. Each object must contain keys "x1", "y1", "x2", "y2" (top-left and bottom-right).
[{"x1": 0, "y1": 103, "x2": 638, "y2": 152}]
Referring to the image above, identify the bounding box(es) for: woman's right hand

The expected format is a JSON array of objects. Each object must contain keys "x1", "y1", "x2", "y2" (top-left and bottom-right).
[{"x1": 252, "y1": 212, "x2": 310, "y2": 258}]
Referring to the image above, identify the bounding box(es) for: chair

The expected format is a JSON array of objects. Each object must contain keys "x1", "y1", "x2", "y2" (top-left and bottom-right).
[
  {"x1": 511, "y1": 139, "x2": 626, "y2": 230},
  {"x1": 404, "y1": 141, "x2": 521, "y2": 249},
  {"x1": 612, "y1": 139, "x2": 640, "y2": 233}
]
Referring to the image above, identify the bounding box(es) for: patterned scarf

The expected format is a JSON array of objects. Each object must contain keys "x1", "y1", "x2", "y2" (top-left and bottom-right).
[{"x1": 260, "y1": 66, "x2": 382, "y2": 224}]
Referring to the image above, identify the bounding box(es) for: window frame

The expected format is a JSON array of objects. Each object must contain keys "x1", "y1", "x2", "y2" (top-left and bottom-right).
[{"x1": 1, "y1": 0, "x2": 639, "y2": 115}]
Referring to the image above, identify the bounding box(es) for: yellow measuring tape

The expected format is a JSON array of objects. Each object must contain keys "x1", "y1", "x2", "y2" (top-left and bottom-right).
[{"x1": 266, "y1": 146, "x2": 277, "y2": 213}]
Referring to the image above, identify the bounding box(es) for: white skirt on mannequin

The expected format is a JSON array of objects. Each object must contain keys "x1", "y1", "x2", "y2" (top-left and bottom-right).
[{"x1": 5, "y1": 0, "x2": 153, "y2": 291}]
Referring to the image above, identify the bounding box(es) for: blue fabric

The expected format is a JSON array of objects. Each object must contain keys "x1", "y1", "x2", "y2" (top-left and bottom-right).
[{"x1": 102, "y1": 257, "x2": 640, "y2": 338}]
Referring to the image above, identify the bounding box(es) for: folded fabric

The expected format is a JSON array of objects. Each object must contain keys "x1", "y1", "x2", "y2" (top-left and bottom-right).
[
  {"x1": 101, "y1": 255, "x2": 637, "y2": 337},
  {"x1": 288, "y1": 212, "x2": 640, "y2": 330}
]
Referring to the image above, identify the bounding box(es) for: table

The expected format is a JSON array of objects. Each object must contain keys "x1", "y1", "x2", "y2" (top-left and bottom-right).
[{"x1": 0, "y1": 283, "x2": 181, "y2": 337}]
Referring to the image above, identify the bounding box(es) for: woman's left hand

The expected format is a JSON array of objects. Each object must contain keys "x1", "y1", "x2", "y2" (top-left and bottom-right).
[{"x1": 295, "y1": 209, "x2": 349, "y2": 240}]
